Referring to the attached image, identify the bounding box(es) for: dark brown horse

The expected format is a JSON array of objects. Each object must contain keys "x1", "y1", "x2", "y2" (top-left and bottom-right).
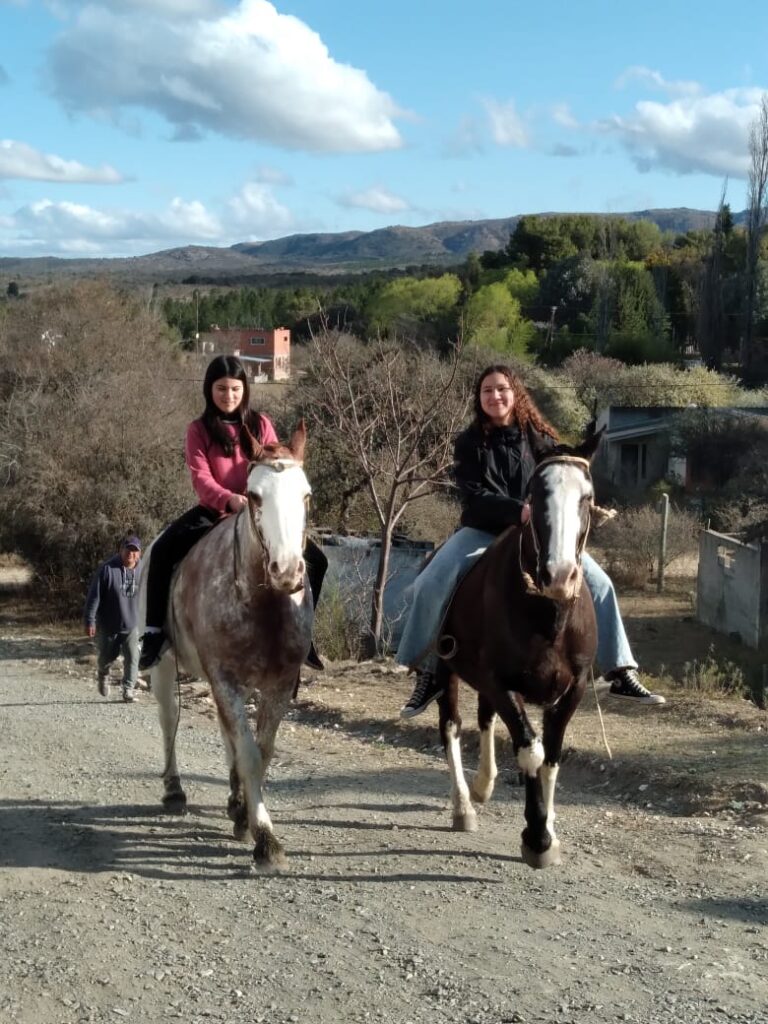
[
  {"x1": 140, "y1": 423, "x2": 313, "y2": 870},
  {"x1": 433, "y1": 430, "x2": 602, "y2": 868}
]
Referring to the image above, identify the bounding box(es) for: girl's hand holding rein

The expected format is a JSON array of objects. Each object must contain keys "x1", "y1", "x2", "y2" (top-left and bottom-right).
[{"x1": 227, "y1": 494, "x2": 248, "y2": 513}]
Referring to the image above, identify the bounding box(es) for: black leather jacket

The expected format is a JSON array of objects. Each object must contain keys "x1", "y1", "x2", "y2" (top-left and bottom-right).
[{"x1": 454, "y1": 422, "x2": 555, "y2": 536}]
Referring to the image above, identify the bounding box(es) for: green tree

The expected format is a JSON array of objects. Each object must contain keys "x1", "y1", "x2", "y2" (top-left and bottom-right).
[
  {"x1": 365, "y1": 274, "x2": 462, "y2": 336},
  {"x1": 465, "y1": 284, "x2": 536, "y2": 356}
]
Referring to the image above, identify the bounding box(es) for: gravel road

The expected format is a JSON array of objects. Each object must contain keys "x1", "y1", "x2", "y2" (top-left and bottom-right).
[{"x1": 1, "y1": 638, "x2": 767, "y2": 1024}]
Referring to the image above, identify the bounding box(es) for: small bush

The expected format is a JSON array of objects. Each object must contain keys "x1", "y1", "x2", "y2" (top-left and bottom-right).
[
  {"x1": 681, "y1": 647, "x2": 745, "y2": 697},
  {"x1": 312, "y1": 581, "x2": 365, "y2": 661},
  {"x1": 591, "y1": 503, "x2": 701, "y2": 586}
]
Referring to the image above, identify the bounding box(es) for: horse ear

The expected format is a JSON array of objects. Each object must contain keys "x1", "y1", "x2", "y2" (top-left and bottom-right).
[
  {"x1": 574, "y1": 424, "x2": 605, "y2": 462},
  {"x1": 288, "y1": 419, "x2": 307, "y2": 462}
]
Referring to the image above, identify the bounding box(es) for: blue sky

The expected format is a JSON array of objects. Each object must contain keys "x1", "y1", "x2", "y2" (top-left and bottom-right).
[{"x1": 1, "y1": 0, "x2": 767, "y2": 258}]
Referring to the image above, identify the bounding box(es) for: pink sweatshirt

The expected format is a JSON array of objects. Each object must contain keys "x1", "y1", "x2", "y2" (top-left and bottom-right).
[{"x1": 185, "y1": 414, "x2": 279, "y2": 515}]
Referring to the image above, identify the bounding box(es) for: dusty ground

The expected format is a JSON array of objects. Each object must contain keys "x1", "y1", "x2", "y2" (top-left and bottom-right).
[{"x1": 1, "y1": 571, "x2": 767, "y2": 1024}]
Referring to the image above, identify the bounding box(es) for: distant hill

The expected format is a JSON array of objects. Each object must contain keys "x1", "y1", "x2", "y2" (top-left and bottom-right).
[{"x1": 0, "y1": 208, "x2": 744, "y2": 284}]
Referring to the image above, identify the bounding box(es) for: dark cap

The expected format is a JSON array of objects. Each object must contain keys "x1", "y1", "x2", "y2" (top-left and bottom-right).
[{"x1": 120, "y1": 534, "x2": 142, "y2": 550}]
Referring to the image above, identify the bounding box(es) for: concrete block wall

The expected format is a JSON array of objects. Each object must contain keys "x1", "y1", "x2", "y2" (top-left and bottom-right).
[{"x1": 696, "y1": 530, "x2": 765, "y2": 649}]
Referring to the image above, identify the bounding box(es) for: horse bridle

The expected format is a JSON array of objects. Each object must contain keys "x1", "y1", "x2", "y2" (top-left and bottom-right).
[
  {"x1": 522, "y1": 454, "x2": 594, "y2": 594},
  {"x1": 232, "y1": 457, "x2": 308, "y2": 600}
]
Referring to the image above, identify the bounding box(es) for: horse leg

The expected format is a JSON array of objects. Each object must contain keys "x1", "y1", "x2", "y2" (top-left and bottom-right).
[
  {"x1": 254, "y1": 696, "x2": 290, "y2": 777},
  {"x1": 152, "y1": 656, "x2": 187, "y2": 813},
  {"x1": 469, "y1": 697, "x2": 497, "y2": 804},
  {"x1": 539, "y1": 671, "x2": 588, "y2": 860},
  {"x1": 489, "y1": 688, "x2": 558, "y2": 868},
  {"x1": 438, "y1": 669, "x2": 477, "y2": 832},
  {"x1": 217, "y1": 687, "x2": 286, "y2": 870},
  {"x1": 217, "y1": 724, "x2": 248, "y2": 840}
]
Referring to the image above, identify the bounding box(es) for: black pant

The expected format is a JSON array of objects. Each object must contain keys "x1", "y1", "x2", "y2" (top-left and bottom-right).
[{"x1": 145, "y1": 504, "x2": 328, "y2": 630}]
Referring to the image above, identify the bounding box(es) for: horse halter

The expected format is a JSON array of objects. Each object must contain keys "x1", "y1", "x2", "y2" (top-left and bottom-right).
[
  {"x1": 233, "y1": 457, "x2": 308, "y2": 600},
  {"x1": 522, "y1": 454, "x2": 594, "y2": 595}
]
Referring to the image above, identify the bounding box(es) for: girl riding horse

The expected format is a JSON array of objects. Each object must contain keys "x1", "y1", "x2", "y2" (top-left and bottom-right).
[
  {"x1": 396, "y1": 363, "x2": 665, "y2": 714},
  {"x1": 140, "y1": 354, "x2": 326, "y2": 672}
]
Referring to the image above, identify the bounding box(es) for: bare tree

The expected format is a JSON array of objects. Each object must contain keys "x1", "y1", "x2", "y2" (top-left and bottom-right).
[
  {"x1": 743, "y1": 94, "x2": 768, "y2": 378},
  {"x1": 301, "y1": 330, "x2": 473, "y2": 654}
]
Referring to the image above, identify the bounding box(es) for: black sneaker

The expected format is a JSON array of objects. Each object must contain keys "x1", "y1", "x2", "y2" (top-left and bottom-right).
[
  {"x1": 304, "y1": 641, "x2": 324, "y2": 671},
  {"x1": 138, "y1": 631, "x2": 166, "y2": 671},
  {"x1": 400, "y1": 670, "x2": 443, "y2": 719},
  {"x1": 97, "y1": 673, "x2": 109, "y2": 698},
  {"x1": 607, "y1": 668, "x2": 666, "y2": 705}
]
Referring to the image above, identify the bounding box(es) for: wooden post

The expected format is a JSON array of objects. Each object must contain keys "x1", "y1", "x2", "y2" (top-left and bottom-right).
[{"x1": 657, "y1": 493, "x2": 669, "y2": 593}]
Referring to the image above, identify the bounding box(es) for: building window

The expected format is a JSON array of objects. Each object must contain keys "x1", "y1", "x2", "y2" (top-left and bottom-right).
[{"x1": 249, "y1": 336, "x2": 265, "y2": 346}]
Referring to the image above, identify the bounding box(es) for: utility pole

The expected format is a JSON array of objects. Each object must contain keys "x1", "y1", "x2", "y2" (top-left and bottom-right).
[{"x1": 194, "y1": 289, "x2": 200, "y2": 355}]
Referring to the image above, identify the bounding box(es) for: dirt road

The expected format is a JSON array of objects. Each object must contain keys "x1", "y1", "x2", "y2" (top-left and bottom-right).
[{"x1": 1, "y1": 618, "x2": 767, "y2": 1024}]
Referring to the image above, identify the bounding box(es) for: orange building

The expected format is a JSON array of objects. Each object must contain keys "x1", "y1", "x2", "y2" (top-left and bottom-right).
[{"x1": 200, "y1": 327, "x2": 291, "y2": 381}]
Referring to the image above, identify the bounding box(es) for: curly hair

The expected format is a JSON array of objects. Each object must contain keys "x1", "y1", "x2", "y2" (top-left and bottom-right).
[{"x1": 473, "y1": 364, "x2": 559, "y2": 441}]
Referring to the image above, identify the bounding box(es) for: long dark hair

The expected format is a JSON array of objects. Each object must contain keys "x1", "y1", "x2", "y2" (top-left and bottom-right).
[
  {"x1": 200, "y1": 355, "x2": 265, "y2": 458},
  {"x1": 473, "y1": 364, "x2": 559, "y2": 441}
]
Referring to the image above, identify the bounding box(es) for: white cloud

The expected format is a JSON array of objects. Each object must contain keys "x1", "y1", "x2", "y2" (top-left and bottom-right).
[
  {"x1": 614, "y1": 66, "x2": 701, "y2": 98},
  {"x1": 0, "y1": 139, "x2": 123, "y2": 183},
  {"x1": 552, "y1": 103, "x2": 579, "y2": 129},
  {"x1": 226, "y1": 181, "x2": 292, "y2": 233},
  {"x1": 1, "y1": 179, "x2": 298, "y2": 254},
  {"x1": 46, "y1": 0, "x2": 403, "y2": 152},
  {"x1": 253, "y1": 164, "x2": 293, "y2": 186},
  {"x1": 8, "y1": 196, "x2": 222, "y2": 253},
  {"x1": 338, "y1": 186, "x2": 410, "y2": 214},
  {"x1": 602, "y1": 87, "x2": 765, "y2": 177},
  {"x1": 483, "y1": 98, "x2": 528, "y2": 148}
]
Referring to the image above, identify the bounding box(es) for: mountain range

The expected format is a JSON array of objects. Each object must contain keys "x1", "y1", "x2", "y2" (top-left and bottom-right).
[{"x1": 0, "y1": 208, "x2": 741, "y2": 284}]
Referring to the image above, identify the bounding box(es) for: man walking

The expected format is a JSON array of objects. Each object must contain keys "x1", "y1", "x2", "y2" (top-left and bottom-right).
[{"x1": 84, "y1": 534, "x2": 142, "y2": 703}]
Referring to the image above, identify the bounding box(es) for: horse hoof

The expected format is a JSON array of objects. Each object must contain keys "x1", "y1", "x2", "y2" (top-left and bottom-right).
[
  {"x1": 232, "y1": 821, "x2": 249, "y2": 842},
  {"x1": 452, "y1": 811, "x2": 478, "y2": 832},
  {"x1": 252, "y1": 831, "x2": 287, "y2": 871},
  {"x1": 521, "y1": 838, "x2": 561, "y2": 869},
  {"x1": 162, "y1": 792, "x2": 187, "y2": 815}
]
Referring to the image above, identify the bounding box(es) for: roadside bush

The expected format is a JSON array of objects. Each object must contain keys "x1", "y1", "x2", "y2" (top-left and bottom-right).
[
  {"x1": 312, "y1": 581, "x2": 366, "y2": 662},
  {"x1": 0, "y1": 281, "x2": 195, "y2": 612},
  {"x1": 591, "y1": 504, "x2": 701, "y2": 587},
  {"x1": 681, "y1": 647, "x2": 745, "y2": 697}
]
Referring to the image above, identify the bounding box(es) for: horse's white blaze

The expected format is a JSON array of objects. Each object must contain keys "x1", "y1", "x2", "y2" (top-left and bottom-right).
[
  {"x1": 540, "y1": 762, "x2": 559, "y2": 838},
  {"x1": 247, "y1": 462, "x2": 310, "y2": 586},
  {"x1": 540, "y1": 463, "x2": 591, "y2": 599},
  {"x1": 517, "y1": 737, "x2": 545, "y2": 777}
]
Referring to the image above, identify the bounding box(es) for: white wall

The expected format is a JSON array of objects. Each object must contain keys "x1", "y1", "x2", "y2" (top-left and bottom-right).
[{"x1": 696, "y1": 530, "x2": 764, "y2": 648}]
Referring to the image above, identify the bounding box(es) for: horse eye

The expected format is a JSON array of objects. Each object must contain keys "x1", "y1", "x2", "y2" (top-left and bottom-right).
[{"x1": 249, "y1": 493, "x2": 263, "y2": 508}]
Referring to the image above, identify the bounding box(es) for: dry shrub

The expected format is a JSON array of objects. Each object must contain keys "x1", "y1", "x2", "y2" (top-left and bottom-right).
[
  {"x1": 0, "y1": 280, "x2": 197, "y2": 612},
  {"x1": 591, "y1": 503, "x2": 701, "y2": 587}
]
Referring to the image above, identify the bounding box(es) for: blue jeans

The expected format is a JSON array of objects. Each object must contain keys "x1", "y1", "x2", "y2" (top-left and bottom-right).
[
  {"x1": 96, "y1": 628, "x2": 139, "y2": 688},
  {"x1": 395, "y1": 527, "x2": 636, "y2": 676}
]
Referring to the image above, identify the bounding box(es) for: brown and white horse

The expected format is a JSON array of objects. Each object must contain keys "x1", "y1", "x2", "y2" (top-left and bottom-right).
[
  {"x1": 142, "y1": 422, "x2": 313, "y2": 870},
  {"x1": 433, "y1": 430, "x2": 602, "y2": 868}
]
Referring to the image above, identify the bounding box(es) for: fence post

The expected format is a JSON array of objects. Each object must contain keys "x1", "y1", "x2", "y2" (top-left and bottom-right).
[{"x1": 657, "y1": 493, "x2": 669, "y2": 593}]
